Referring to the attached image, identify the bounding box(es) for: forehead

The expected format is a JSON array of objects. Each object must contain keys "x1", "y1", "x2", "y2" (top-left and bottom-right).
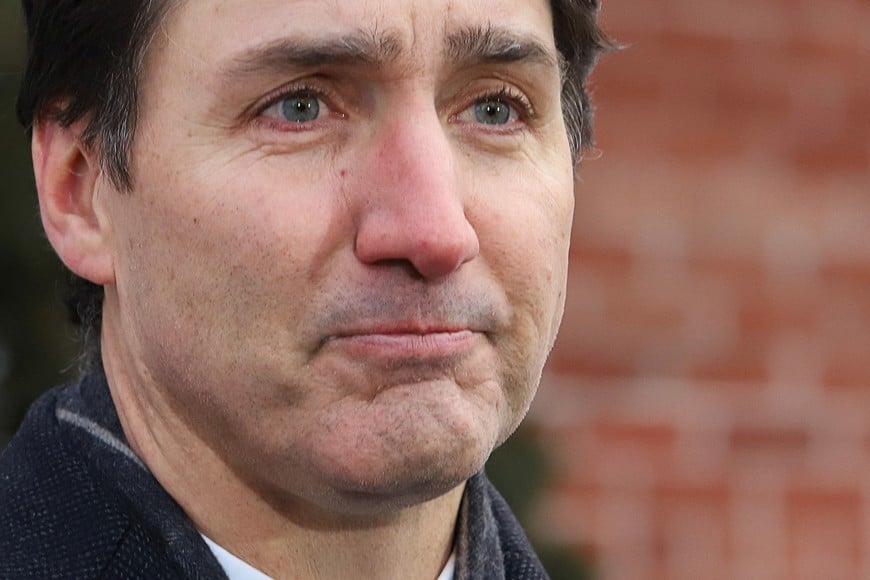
[{"x1": 158, "y1": 0, "x2": 557, "y2": 69}]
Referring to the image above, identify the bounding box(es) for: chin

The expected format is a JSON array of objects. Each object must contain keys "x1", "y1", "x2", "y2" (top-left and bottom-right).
[
  {"x1": 236, "y1": 374, "x2": 515, "y2": 514},
  {"x1": 331, "y1": 468, "x2": 475, "y2": 515},
  {"x1": 309, "y1": 424, "x2": 498, "y2": 514}
]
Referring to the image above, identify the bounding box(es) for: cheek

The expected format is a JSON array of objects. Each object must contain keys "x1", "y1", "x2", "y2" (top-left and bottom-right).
[
  {"x1": 462, "y1": 166, "x2": 572, "y2": 431},
  {"x1": 110, "y1": 163, "x2": 344, "y2": 364},
  {"x1": 477, "y1": 165, "x2": 574, "y2": 334},
  {"x1": 485, "y1": 182, "x2": 573, "y2": 431}
]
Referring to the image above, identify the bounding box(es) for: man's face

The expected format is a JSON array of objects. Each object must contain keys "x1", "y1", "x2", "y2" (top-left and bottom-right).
[{"x1": 102, "y1": 0, "x2": 574, "y2": 511}]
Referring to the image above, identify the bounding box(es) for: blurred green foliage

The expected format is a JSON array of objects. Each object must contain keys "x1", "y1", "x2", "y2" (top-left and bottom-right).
[
  {"x1": 489, "y1": 432, "x2": 596, "y2": 579},
  {"x1": 0, "y1": 4, "x2": 592, "y2": 578}
]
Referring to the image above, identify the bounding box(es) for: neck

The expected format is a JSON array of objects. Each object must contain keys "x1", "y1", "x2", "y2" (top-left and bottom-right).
[
  {"x1": 155, "y1": 425, "x2": 462, "y2": 579},
  {"x1": 200, "y1": 487, "x2": 463, "y2": 580}
]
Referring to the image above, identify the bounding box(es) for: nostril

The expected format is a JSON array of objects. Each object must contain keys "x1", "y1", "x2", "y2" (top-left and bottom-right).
[{"x1": 376, "y1": 258, "x2": 428, "y2": 280}]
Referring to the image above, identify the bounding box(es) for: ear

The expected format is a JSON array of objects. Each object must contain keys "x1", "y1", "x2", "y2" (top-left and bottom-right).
[{"x1": 32, "y1": 119, "x2": 115, "y2": 286}]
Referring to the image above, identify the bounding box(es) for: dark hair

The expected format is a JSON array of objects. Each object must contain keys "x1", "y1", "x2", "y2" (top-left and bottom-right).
[
  {"x1": 551, "y1": 0, "x2": 616, "y2": 160},
  {"x1": 17, "y1": 0, "x2": 614, "y2": 367},
  {"x1": 17, "y1": 0, "x2": 179, "y2": 365}
]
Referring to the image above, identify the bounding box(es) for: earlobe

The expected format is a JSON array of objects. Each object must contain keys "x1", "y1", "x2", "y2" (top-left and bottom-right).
[{"x1": 33, "y1": 119, "x2": 115, "y2": 286}]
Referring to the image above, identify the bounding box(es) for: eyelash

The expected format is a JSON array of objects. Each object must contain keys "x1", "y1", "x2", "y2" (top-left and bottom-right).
[
  {"x1": 464, "y1": 85, "x2": 536, "y2": 124},
  {"x1": 252, "y1": 81, "x2": 341, "y2": 130}
]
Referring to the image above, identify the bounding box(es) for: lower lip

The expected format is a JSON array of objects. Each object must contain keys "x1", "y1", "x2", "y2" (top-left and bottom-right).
[{"x1": 326, "y1": 330, "x2": 478, "y2": 359}]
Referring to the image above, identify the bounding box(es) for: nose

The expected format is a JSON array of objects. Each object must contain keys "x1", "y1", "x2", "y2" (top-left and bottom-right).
[{"x1": 351, "y1": 109, "x2": 480, "y2": 280}]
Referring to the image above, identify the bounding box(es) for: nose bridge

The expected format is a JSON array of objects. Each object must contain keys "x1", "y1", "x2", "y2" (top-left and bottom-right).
[
  {"x1": 374, "y1": 105, "x2": 455, "y2": 217},
  {"x1": 352, "y1": 101, "x2": 480, "y2": 278}
]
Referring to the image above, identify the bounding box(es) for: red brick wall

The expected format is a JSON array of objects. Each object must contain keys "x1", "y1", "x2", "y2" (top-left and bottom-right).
[{"x1": 530, "y1": 1, "x2": 870, "y2": 578}]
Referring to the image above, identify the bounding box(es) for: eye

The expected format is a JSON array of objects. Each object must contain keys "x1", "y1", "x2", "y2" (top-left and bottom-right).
[
  {"x1": 473, "y1": 99, "x2": 515, "y2": 126},
  {"x1": 259, "y1": 88, "x2": 333, "y2": 125},
  {"x1": 453, "y1": 87, "x2": 532, "y2": 130}
]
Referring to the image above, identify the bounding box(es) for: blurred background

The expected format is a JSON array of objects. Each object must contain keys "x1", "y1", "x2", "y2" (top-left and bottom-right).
[{"x1": 1, "y1": 1, "x2": 868, "y2": 579}]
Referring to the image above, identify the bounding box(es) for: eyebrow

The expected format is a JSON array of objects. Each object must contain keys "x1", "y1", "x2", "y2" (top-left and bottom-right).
[
  {"x1": 220, "y1": 25, "x2": 561, "y2": 79},
  {"x1": 445, "y1": 25, "x2": 562, "y2": 71},
  {"x1": 222, "y1": 29, "x2": 404, "y2": 77}
]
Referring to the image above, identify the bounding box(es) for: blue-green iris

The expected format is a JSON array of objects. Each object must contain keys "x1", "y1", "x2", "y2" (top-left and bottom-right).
[
  {"x1": 474, "y1": 100, "x2": 512, "y2": 125},
  {"x1": 281, "y1": 95, "x2": 320, "y2": 123}
]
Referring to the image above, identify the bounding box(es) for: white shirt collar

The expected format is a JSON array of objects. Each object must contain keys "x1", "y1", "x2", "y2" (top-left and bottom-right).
[
  {"x1": 202, "y1": 534, "x2": 457, "y2": 580},
  {"x1": 202, "y1": 535, "x2": 272, "y2": 580},
  {"x1": 436, "y1": 551, "x2": 457, "y2": 580}
]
